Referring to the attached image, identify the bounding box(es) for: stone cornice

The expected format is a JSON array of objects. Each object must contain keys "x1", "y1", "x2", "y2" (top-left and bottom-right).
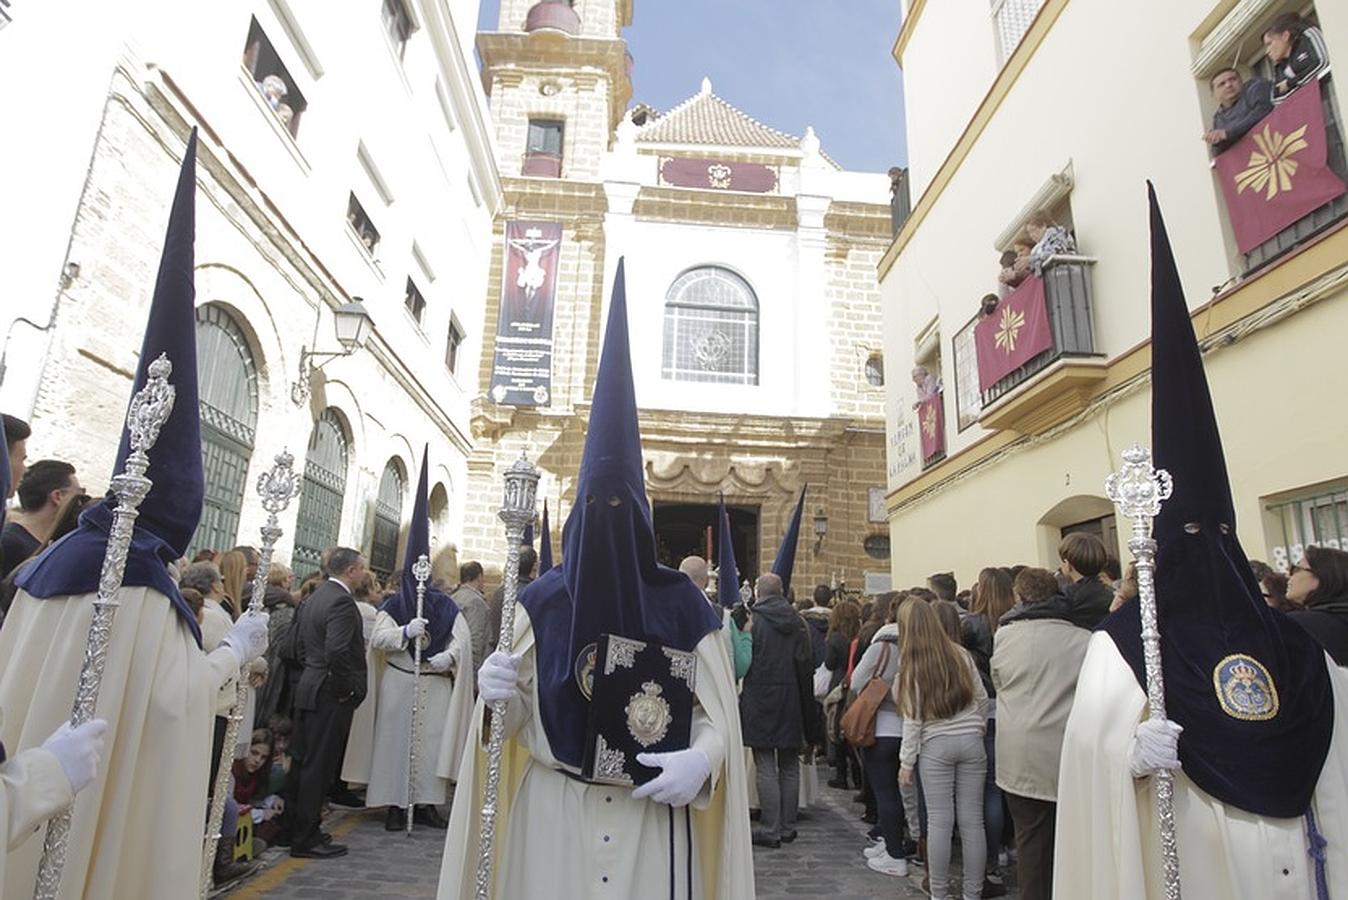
[
  {"x1": 501, "y1": 177, "x2": 608, "y2": 221},
  {"x1": 477, "y1": 31, "x2": 632, "y2": 127},
  {"x1": 633, "y1": 187, "x2": 797, "y2": 230}
]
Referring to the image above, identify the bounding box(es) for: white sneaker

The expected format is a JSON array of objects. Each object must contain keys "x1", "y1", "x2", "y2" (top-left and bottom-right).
[
  {"x1": 867, "y1": 852, "x2": 909, "y2": 877},
  {"x1": 863, "y1": 839, "x2": 887, "y2": 859}
]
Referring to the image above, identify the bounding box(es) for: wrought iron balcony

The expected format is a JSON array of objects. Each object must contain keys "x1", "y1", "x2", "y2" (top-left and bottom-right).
[
  {"x1": 521, "y1": 151, "x2": 562, "y2": 178},
  {"x1": 980, "y1": 256, "x2": 1099, "y2": 407}
]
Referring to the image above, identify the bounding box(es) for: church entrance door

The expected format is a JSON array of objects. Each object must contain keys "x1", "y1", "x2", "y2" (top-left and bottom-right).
[{"x1": 652, "y1": 501, "x2": 760, "y2": 591}]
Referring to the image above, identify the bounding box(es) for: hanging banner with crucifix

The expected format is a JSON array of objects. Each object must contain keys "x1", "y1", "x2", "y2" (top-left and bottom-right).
[{"x1": 489, "y1": 221, "x2": 563, "y2": 407}]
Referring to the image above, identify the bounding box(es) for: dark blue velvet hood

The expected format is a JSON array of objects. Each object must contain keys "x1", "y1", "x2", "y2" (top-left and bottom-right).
[
  {"x1": 18, "y1": 131, "x2": 204, "y2": 647},
  {"x1": 521, "y1": 258, "x2": 721, "y2": 768},
  {"x1": 1099, "y1": 185, "x2": 1332, "y2": 818},
  {"x1": 378, "y1": 447, "x2": 458, "y2": 658}
]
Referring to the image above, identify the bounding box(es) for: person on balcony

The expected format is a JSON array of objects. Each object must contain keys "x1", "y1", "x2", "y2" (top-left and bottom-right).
[
  {"x1": 1264, "y1": 12, "x2": 1330, "y2": 103},
  {"x1": 1027, "y1": 211, "x2": 1075, "y2": 276},
  {"x1": 1204, "y1": 68, "x2": 1274, "y2": 154},
  {"x1": 911, "y1": 366, "x2": 942, "y2": 409},
  {"x1": 997, "y1": 240, "x2": 1032, "y2": 295}
]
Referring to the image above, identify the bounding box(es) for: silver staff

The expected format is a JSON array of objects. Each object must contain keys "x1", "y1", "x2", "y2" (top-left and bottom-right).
[
  {"x1": 475, "y1": 454, "x2": 540, "y2": 900},
  {"x1": 407, "y1": 552, "x2": 431, "y2": 835},
  {"x1": 1105, "y1": 444, "x2": 1180, "y2": 900},
  {"x1": 201, "y1": 450, "x2": 300, "y2": 897},
  {"x1": 35, "y1": 353, "x2": 177, "y2": 900}
]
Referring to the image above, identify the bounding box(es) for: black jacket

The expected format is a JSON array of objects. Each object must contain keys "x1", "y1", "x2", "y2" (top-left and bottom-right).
[
  {"x1": 1062, "y1": 577, "x2": 1113, "y2": 629},
  {"x1": 1289, "y1": 598, "x2": 1348, "y2": 667},
  {"x1": 824, "y1": 630, "x2": 850, "y2": 691},
  {"x1": 292, "y1": 579, "x2": 367, "y2": 711},
  {"x1": 739, "y1": 594, "x2": 817, "y2": 749}
]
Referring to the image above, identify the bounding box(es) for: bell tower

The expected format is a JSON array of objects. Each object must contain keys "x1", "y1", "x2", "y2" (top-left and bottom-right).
[{"x1": 478, "y1": 0, "x2": 634, "y2": 182}]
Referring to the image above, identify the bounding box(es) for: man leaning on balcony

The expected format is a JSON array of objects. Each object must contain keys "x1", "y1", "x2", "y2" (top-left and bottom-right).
[{"x1": 1203, "y1": 68, "x2": 1274, "y2": 155}]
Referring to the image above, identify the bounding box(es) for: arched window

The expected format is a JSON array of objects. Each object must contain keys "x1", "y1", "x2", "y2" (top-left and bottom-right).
[
  {"x1": 193, "y1": 305, "x2": 258, "y2": 556},
  {"x1": 661, "y1": 266, "x2": 759, "y2": 385},
  {"x1": 293, "y1": 409, "x2": 349, "y2": 580},
  {"x1": 865, "y1": 353, "x2": 885, "y2": 387},
  {"x1": 370, "y1": 458, "x2": 406, "y2": 580}
]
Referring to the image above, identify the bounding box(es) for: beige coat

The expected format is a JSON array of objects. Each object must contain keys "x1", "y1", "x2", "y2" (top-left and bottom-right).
[
  {"x1": 340, "y1": 601, "x2": 381, "y2": 785},
  {"x1": 1054, "y1": 632, "x2": 1348, "y2": 899},
  {"x1": 990, "y1": 615, "x2": 1090, "y2": 801},
  {"x1": 361, "y1": 611, "x2": 474, "y2": 807},
  {"x1": 0, "y1": 587, "x2": 237, "y2": 899}
]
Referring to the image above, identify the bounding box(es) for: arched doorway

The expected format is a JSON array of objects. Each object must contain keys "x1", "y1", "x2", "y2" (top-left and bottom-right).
[
  {"x1": 370, "y1": 458, "x2": 406, "y2": 580},
  {"x1": 193, "y1": 304, "x2": 258, "y2": 556},
  {"x1": 292, "y1": 409, "x2": 349, "y2": 580}
]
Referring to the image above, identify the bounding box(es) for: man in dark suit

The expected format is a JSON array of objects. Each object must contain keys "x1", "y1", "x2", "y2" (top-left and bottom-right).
[{"x1": 287, "y1": 546, "x2": 369, "y2": 859}]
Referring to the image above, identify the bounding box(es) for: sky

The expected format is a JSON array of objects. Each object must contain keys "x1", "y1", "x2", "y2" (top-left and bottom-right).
[{"x1": 476, "y1": 1, "x2": 907, "y2": 173}]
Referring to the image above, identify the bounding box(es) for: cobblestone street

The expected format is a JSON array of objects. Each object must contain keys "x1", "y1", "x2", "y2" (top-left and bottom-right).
[{"x1": 222, "y1": 767, "x2": 1015, "y2": 899}]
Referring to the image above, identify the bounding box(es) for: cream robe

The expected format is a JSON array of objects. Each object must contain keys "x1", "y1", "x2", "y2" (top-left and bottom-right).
[
  {"x1": 340, "y1": 601, "x2": 381, "y2": 785},
  {"x1": 1055, "y1": 632, "x2": 1348, "y2": 899},
  {"x1": 437, "y1": 608, "x2": 755, "y2": 900},
  {"x1": 362, "y1": 612, "x2": 474, "y2": 808},
  {"x1": 0, "y1": 587, "x2": 237, "y2": 899},
  {"x1": 0, "y1": 710, "x2": 75, "y2": 889}
]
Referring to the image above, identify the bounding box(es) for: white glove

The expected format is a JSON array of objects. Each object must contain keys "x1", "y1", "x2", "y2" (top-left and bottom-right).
[
  {"x1": 41, "y1": 719, "x2": 109, "y2": 794},
  {"x1": 220, "y1": 611, "x2": 269, "y2": 668},
  {"x1": 478, "y1": 651, "x2": 521, "y2": 703},
  {"x1": 1129, "y1": 717, "x2": 1183, "y2": 778},
  {"x1": 631, "y1": 748, "x2": 712, "y2": 807},
  {"x1": 402, "y1": 617, "x2": 429, "y2": 641},
  {"x1": 428, "y1": 648, "x2": 455, "y2": 673}
]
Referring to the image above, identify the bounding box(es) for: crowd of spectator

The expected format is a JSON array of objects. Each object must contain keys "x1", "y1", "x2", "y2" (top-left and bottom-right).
[{"x1": 709, "y1": 522, "x2": 1348, "y2": 899}]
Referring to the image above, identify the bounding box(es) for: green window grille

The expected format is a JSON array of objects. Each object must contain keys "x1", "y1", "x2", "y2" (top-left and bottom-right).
[
  {"x1": 1267, "y1": 486, "x2": 1348, "y2": 573},
  {"x1": 293, "y1": 410, "x2": 349, "y2": 581},
  {"x1": 369, "y1": 459, "x2": 405, "y2": 580},
  {"x1": 192, "y1": 305, "x2": 258, "y2": 558}
]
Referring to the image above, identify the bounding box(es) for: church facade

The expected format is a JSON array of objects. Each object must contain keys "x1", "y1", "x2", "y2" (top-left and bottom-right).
[{"x1": 460, "y1": 0, "x2": 894, "y2": 596}]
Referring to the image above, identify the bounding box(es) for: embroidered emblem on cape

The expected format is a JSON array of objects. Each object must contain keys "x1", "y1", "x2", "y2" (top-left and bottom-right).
[
  {"x1": 574, "y1": 641, "x2": 598, "y2": 700},
  {"x1": 625, "y1": 681, "x2": 673, "y2": 747},
  {"x1": 1213, "y1": 653, "x2": 1279, "y2": 721}
]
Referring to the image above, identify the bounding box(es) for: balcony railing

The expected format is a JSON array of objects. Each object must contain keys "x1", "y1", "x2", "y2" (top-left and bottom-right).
[
  {"x1": 1243, "y1": 75, "x2": 1348, "y2": 272},
  {"x1": 522, "y1": 151, "x2": 562, "y2": 178},
  {"x1": 980, "y1": 256, "x2": 1099, "y2": 408}
]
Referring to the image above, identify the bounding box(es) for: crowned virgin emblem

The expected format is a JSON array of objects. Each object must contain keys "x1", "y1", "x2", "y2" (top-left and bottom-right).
[
  {"x1": 625, "y1": 681, "x2": 673, "y2": 748},
  {"x1": 574, "y1": 642, "x2": 598, "y2": 700},
  {"x1": 1213, "y1": 653, "x2": 1279, "y2": 721}
]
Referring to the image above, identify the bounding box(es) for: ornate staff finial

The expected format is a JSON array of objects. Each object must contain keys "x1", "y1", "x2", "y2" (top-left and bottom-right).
[
  {"x1": 201, "y1": 450, "x2": 300, "y2": 896},
  {"x1": 1105, "y1": 443, "x2": 1181, "y2": 900},
  {"x1": 37, "y1": 355, "x2": 177, "y2": 899},
  {"x1": 476, "y1": 452, "x2": 540, "y2": 899}
]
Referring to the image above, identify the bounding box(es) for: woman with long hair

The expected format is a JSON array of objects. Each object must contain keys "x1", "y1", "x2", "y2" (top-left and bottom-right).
[
  {"x1": 897, "y1": 600, "x2": 987, "y2": 900},
  {"x1": 218, "y1": 549, "x2": 249, "y2": 620},
  {"x1": 1287, "y1": 545, "x2": 1348, "y2": 665},
  {"x1": 964, "y1": 568, "x2": 1016, "y2": 896},
  {"x1": 850, "y1": 595, "x2": 910, "y2": 877},
  {"x1": 825, "y1": 600, "x2": 863, "y2": 790}
]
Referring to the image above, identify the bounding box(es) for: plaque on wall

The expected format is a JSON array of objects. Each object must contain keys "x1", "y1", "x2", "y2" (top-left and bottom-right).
[
  {"x1": 868, "y1": 486, "x2": 887, "y2": 523},
  {"x1": 659, "y1": 156, "x2": 779, "y2": 193}
]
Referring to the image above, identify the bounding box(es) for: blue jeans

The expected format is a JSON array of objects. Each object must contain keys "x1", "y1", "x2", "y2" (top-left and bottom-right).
[{"x1": 861, "y1": 737, "x2": 903, "y2": 857}]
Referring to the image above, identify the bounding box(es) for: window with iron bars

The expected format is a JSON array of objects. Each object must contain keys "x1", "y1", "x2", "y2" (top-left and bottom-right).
[{"x1": 1267, "y1": 485, "x2": 1348, "y2": 573}]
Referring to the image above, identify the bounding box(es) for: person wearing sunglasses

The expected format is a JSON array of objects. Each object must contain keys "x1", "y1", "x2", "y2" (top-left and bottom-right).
[{"x1": 1287, "y1": 546, "x2": 1348, "y2": 666}]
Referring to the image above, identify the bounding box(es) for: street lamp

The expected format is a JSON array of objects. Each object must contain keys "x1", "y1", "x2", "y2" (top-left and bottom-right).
[
  {"x1": 813, "y1": 508, "x2": 828, "y2": 553},
  {"x1": 291, "y1": 299, "x2": 374, "y2": 404}
]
